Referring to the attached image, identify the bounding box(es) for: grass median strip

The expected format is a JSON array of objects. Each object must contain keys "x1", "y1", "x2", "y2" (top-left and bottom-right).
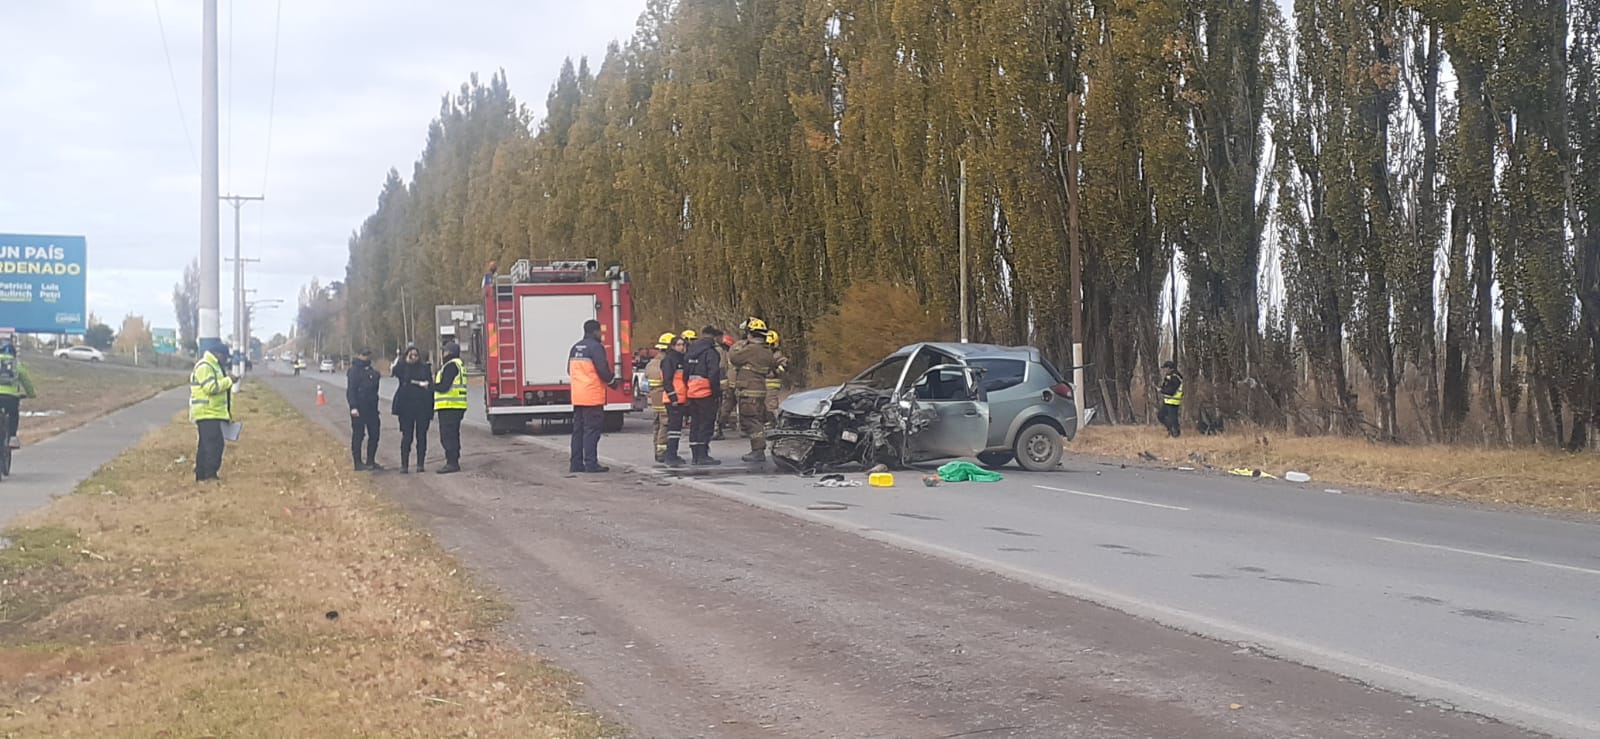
[
  {"x1": 20, "y1": 358, "x2": 186, "y2": 445},
  {"x1": 1078, "y1": 425, "x2": 1600, "y2": 513},
  {"x1": 0, "y1": 385, "x2": 613, "y2": 737}
]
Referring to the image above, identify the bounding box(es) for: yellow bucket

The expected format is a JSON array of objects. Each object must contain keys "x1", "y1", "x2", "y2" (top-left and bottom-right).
[{"x1": 868, "y1": 472, "x2": 895, "y2": 488}]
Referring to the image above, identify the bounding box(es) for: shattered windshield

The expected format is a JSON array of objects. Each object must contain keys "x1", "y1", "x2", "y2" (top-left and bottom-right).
[{"x1": 851, "y1": 355, "x2": 909, "y2": 390}]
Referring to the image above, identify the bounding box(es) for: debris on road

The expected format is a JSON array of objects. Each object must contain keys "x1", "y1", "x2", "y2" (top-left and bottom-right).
[
  {"x1": 868, "y1": 472, "x2": 895, "y2": 487},
  {"x1": 937, "y1": 461, "x2": 1004, "y2": 483},
  {"x1": 806, "y1": 503, "x2": 849, "y2": 510},
  {"x1": 1228, "y1": 468, "x2": 1277, "y2": 479},
  {"x1": 1285, "y1": 471, "x2": 1312, "y2": 483},
  {"x1": 921, "y1": 475, "x2": 941, "y2": 487},
  {"x1": 812, "y1": 473, "x2": 861, "y2": 488},
  {"x1": 1138, "y1": 450, "x2": 1159, "y2": 462}
]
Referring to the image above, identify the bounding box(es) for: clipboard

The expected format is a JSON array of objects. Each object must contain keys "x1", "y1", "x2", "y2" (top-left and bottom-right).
[{"x1": 223, "y1": 421, "x2": 243, "y2": 442}]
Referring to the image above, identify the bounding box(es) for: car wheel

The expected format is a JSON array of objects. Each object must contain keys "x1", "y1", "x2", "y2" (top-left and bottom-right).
[
  {"x1": 1014, "y1": 422, "x2": 1064, "y2": 471},
  {"x1": 976, "y1": 451, "x2": 1014, "y2": 469},
  {"x1": 602, "y1": 411, "x2": 624, "y2": 433}
]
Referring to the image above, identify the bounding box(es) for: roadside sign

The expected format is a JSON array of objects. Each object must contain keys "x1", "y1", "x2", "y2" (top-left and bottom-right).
[
  {"x1": 0, "y1": 233, "x2": 87, "y2": 334},
  {"x1": 152, "y1": 327, "x2": 178, "y2": 354}
]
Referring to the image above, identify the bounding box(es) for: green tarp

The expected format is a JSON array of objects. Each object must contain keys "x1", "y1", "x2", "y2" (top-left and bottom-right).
[{"x1": 937, "y1": 460, "x2": 1004, "y2": 483}]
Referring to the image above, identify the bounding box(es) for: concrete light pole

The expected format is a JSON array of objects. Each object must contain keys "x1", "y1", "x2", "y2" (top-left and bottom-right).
[{"x1": 198, "y1": 0, "x2": 221, "y2": 353}]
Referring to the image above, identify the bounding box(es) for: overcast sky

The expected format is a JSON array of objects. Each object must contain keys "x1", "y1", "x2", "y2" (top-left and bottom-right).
[{"x1": 0, "y1": 0, "x2": 647, "y2": 340}]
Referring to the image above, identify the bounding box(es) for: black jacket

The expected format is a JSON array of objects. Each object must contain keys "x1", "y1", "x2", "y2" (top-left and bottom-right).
[
  {"x1": 683, "y1": 338, "x2": 723, "y2": 395},
  {"x1": 391, "y1": 359, "x2": 434, "y2": 417},
  {"x1": 347, "y1": 358, "x2": 382, "y2": 410}
]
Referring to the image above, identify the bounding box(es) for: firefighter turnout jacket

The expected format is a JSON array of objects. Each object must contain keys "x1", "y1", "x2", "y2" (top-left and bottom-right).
[{"x1": 729, "y1": 338, "x2": 778, "y2": 398}]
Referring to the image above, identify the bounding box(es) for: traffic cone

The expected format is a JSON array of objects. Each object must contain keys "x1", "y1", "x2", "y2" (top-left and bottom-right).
[{"x1": 316, "y1": 386, "x2": 327, "y2": 406}]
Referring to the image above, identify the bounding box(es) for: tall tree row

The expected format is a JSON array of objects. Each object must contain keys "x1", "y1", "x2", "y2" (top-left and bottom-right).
[{"x1": 335, "y1": 0, "x2": 1598, "y2": 449}]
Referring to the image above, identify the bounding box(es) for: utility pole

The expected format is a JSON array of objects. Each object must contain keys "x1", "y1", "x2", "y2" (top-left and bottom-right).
[
  {"x1": 958, "y1": 158, "x2": 969, "y2": 343},
  {"x1": 222, "y1": 194, "x2": 263, "y2": 367},
  {"x1": 198, "y1": 0, "x2": 221, "y2": 353},
  {"x1": 1066, "y1": 93, "x2": 1086, "y2": 423}
]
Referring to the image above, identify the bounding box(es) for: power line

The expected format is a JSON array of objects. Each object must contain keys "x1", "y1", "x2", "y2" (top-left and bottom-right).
[
  {"x1": 260, "y1": 0, "x2": 282, "y2": 195},
  {"x1": 151, "y1": 0, "x2": 196, "y2": 169}
]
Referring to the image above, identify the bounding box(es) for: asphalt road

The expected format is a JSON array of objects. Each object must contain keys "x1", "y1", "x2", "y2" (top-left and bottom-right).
[{"x1": 300, "y1": 363, "x2": 1596, "y2": 737}]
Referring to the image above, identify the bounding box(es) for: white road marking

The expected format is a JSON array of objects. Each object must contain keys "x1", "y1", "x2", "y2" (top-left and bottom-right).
[
  {"x1": 1034, "y1": 485, "x2": 1190, "y2": 511},
  {"x1": 1373, "y1": 536, "x2": 1600, "y2": 577}
]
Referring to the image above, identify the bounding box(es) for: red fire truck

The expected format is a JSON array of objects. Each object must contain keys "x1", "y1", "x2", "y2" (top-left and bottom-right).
[{"x1": 482, "y1": 259, "x2": 635, "y2": 435}]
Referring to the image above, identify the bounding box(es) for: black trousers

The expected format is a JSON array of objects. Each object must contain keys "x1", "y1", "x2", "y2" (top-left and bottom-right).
[
  {"x1": 688, "y1": 396, "x2": 718, "y2": 447},
  {"x1": 570, "y1": 405, "x2": 605, "y2": 471},
  {"x1": 1158, "y1": 404, "x2": 1182, "y2": 438},
  {"x1": 398, "y1": 412, "x2": 432, "y2": 466},
  {"x1": 195, "y1": 419, "x2": 225, "y2": 480},
  {"x1": 0, "y1": 394, "x2": 18, "y2": 438},
  {"x1": 664, "y1": 403, "x2": 686, "y2": 457},
  {"x1": 350, "y1": 407, "x2": 380, "y2": 464},
  {"x1": 436, "y1": 408, "x2": 465, "y2": 466}
]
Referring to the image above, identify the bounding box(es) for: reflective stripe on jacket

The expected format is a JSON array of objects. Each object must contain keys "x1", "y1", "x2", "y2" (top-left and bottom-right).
[
  {"x1": 567, "y1": 336, "x2": 613, "y2": 407},
  {"x1": 433, "y1": 358, "x2": 469, "y2": 410},
  {"x1": 189, "y1": 352, "x2": 233, "y2": 422}
]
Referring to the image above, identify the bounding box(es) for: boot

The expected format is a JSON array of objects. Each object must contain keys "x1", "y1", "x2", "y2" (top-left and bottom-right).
[
  {"x1": 583, "y1": 464, "x2": 611, "y2": 474},
  {"x1": 691, "y1": 445, "x2": 721, "y2": 466},
  {"x1": 654, "y1": 446, "x2": 667, "y2": 464},
  {"x1": 366, "y1": 459, "x2": 382, "y2": 471},
  {"x1": 436, "y1": 462, "x2": 461, "y2": 474},
  {"x1": 354, "y1": 459, "x2": 367, "y2": 472},
  {"x1": 663, "y1": 454, "x2": 687, "y2": 468},
  {"x1": 416, "y1": 457, "x2": 426, "y2": 473},
  {"x1": 741, "y1": 449, "x2": 766, "y2": 464}
]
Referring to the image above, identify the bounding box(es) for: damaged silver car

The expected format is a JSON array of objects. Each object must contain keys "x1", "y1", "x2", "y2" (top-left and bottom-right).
[{"x1": 769, "y1": 342, "x2": 1079, "y2": 473}]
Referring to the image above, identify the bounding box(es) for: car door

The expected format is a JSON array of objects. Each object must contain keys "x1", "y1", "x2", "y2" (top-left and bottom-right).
[{"x1": 899, "y1": 353, "x2": 990, "y2": 461}]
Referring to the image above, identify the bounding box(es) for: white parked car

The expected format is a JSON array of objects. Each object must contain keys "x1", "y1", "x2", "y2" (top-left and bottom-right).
[
  {"x1": 318, "y1": 358, "x2": 336, "y2": 373},
  {"x1": 54, "y1": 345, "x2": 104, "y2": 362}
]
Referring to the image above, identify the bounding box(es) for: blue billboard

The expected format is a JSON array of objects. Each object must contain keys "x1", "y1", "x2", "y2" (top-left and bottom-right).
[{"x1": 0, "y1": 233, "x2": 87, "y2": 334}]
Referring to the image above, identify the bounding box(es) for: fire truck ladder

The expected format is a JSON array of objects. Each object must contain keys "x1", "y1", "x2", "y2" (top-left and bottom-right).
[{"x1": 493, "y1": 280, "x2": 520, "y2": 398}]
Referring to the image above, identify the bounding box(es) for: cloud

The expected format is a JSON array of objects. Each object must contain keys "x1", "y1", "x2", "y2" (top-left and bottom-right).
[{"x1": 1, "y1": 0, "x2": 647, "y2": 339}]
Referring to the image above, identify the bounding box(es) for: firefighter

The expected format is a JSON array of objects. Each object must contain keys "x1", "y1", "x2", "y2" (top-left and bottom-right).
[
  {"x1": 729, "y1": 319, "x2": 778, "y2": 463},
  {"x1": 191, "y1": 343, "x2": 238, "y2": 482},
  {"x1": 765, "y1": 329, "x2": 787, "y2": 420},
  {"x1": 715, "y1": 332, "x2": 736, "y2": 440},
  {"x1": 660, "y1": 331, "x2": 693, "y2": 467},
  {"x1": 568, "y1": 319, "x2": 617, "y2": 474},
  {"x1": 644, "y1": 333, "x2": 675, "y2": 463},
  {"x1": 682, "y1": 326, "x2": 724, "y2": 466},
  {"x1": 1157, "y1": 360, "x2": 1184, "y2": 438},
  {"x1": 432, "y1": 341, "x2": 469, "y2": 474}
]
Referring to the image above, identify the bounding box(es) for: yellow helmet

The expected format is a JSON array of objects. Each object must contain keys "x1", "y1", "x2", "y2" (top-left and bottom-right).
[
  {"x1": 655, "y1": 332, "x2": 676, "y2": 350},
  {"x1": 680, "y1": 329, "x2": 698, "y2": 341},
  {"x1": 766, "y1": 330, "x2": 780, "y2": 346},
  {"x1": 746, "y1": 317, "x2": 768, "y2": 333}
]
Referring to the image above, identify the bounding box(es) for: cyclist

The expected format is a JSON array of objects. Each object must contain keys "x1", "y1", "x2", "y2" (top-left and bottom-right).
[{"x1": 0, "y1": 338, "x2": 37, "y2": 449}]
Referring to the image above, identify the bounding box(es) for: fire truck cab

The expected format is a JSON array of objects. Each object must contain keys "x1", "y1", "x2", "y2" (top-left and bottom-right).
[{"x1": 483, "y1": 259, "x2": 635, "y2": 435}]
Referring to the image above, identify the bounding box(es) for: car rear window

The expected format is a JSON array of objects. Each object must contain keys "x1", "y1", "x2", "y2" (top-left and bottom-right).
[
  {"x1": 971, "y1": 358, "x2": 1028, "y2": 393},
  {"x1": 1038, "y1": 356, "x2": 1068, "y2": 384}
]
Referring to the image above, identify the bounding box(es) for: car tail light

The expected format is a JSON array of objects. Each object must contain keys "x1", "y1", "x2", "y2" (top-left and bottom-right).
[{"x1": 1051, "y1": 382, "x2": 1073, "y2": 402}]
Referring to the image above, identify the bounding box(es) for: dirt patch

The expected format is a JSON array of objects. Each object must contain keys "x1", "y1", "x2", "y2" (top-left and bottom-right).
[
  {"x1": 1075, "y1": 424, "x2": 1600, "y2": 512},
  {"x1": 0, "y1": 386, "x2": 612, "y2": 737}
]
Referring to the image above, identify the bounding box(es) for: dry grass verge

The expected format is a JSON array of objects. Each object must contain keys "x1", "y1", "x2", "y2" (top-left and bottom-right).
[
  {"x1": 21, "y1": 358, "x2": 185, "y2": 444},
  {"x1": 1075, "y1": 424, "x2": 1600, "y2": 513},
  {"x1": 0, "y1": 386, "x2": 613, "y2": 737}
]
